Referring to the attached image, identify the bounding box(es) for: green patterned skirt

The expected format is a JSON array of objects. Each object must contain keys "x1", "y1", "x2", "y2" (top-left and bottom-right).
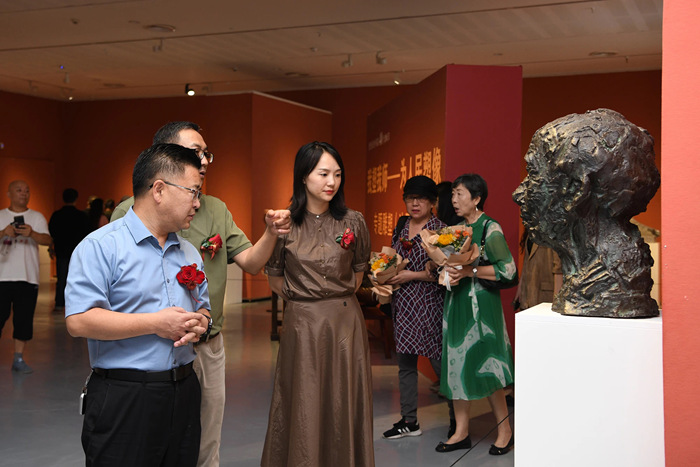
[{"x1": 440, "y1": 279, "x2": 514, "y2": 400}]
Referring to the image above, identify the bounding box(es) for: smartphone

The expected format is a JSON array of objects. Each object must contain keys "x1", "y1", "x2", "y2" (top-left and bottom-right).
[{"x1": 12, "y1": 215, "x2": 24, "y2": 227}]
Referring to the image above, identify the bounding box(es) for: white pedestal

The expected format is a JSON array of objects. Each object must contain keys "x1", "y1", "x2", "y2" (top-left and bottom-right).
[{"x1": 514, "y1": 303, "x2": 664, "y2": 467}]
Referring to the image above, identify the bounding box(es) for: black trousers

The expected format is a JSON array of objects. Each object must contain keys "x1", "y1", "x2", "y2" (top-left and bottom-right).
[
  {"x1": 0, "y1": 281, "x2": 38, "y2": 341},
  {"x1": 82, "y1": 370, "x2": 201, "y2": 467},
  {"x1": 55, "y1": 255, "x2": 70, "y2": 306}
]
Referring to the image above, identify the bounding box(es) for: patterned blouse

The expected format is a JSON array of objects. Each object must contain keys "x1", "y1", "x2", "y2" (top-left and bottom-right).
[{"x1": 390, "y1": 214, "x2": 447, "y2": 360}]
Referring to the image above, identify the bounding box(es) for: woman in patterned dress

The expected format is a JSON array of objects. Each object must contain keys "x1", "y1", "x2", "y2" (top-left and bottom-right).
[
  {"x1": 261, "y1": 142, "x2": 374, "y2": 467},
  {"x1": 435, "y1": 173, "x2": 517, "y2": 455},
  {"x1": 381, "y1": 175, "x2": 454, "y2": 440}
]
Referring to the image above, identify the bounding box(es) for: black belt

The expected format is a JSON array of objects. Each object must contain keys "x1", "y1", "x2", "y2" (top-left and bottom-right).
[{"x1": 92, "y1": 361, "x2": 194, "y2": 383}]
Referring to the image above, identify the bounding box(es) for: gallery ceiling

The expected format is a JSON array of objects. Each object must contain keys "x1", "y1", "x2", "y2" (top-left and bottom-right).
[{"x1": 0, "y1": 0, "x2": 662, "y2": 101}]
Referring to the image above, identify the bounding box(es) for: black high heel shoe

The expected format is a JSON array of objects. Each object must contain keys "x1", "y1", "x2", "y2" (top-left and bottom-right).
[
  {"x1": 435, "y1": 435, "x2": 472, "y2": 453},
  {"x1": 488, "y1": 434, "x2": 514, "y2": 455}
]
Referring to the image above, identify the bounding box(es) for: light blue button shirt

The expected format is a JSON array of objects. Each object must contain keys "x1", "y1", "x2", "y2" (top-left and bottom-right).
[{"x1": 66, "y1": 207, "x2": 210, "y2": 371}]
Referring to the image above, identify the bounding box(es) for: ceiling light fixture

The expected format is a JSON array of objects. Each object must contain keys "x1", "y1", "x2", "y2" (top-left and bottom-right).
[
  {"x1": 589, "y1": 51, "x2": 617, "y2": 57},
  {"x1": 153, "y1": 39, "x2": 164, "y2": 53},
  {"x1": 185, "y1": 83, "x2": 195, "y2": 96},
  {"x1": 64, "y1": 72, "x2": 70, "y2": 84},
  {"x1": 341, "y1": 54, "x2": 353, "y2": 68},
  {"x1": 376, "y1": 52, "x2": 387, "y2": 65},
  {"x1": 144, "y1": 24, "x2": 176, "y2": 33},
  {"x1": 393, "y1": 72, "x2": 401, "y2": 85}
]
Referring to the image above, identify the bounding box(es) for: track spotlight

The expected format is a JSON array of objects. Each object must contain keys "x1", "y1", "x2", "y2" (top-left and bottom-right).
[
  {"x1": 376, "y1": 52, "x2": 387, "y2": 65},
  {"x1": 185, "y1": 83, "x2": 195, "y2": 96},
  {"x1": 64, "y1": 72, "x2": 70, "y2": 84},
  {"x1": 341, "y1": 54, "x2": 353, "y2": 68},
  {"x1": 393, "y1": 73, "x2": 401, "y2": 85}
]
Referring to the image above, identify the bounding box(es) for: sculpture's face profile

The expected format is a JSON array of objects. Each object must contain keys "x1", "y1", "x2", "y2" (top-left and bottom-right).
[{"x1": 513, "y1": 127, "x2": 565, "y2": 248}]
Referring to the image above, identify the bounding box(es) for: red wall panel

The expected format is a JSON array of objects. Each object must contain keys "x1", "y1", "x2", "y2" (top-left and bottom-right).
[
  {"x1": 444, "y1": 65, "x2": 523, "y2": 349},
  {"x1": 366, "y1": 68, "x2": 447, "y2": 249},
  {"x1": 661, "y1": 1, "x2": 700, "y2": 464}
]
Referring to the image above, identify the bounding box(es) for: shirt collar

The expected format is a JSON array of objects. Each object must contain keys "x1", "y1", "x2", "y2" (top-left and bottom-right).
[{"x1": 124, "y1": 206, "x2": 181, "y2": 249}]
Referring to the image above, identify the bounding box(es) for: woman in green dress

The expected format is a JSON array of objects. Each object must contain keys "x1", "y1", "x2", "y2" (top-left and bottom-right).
[{"x1": 435, "y1": 173, "x2": 516, "y2": 455}]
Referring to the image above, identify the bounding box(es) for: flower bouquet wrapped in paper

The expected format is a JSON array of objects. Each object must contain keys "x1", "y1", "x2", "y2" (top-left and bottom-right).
[
  {"x1": 368, "y1": 246, "x2": 409, "y2": 304},
  {"x1": 419, "y1": 225, "x2": 480, "y2": 289}
]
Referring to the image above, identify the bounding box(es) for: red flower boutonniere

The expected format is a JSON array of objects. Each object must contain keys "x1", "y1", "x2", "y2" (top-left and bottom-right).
[
  {"x1": 200, "y1": 234, "x2": 223, "y2": 260},
  {"x1": 177, "y1": 264, "x2": 206, "y2": 291},
  {"x1": 177, "y1": 264, "x2": 206, "y2": 304},
  {"x1": 335, "y1": 228, "x2": 355, "y2": 250},
  {"x1": 399, "y1": 237, "x2": 414, "y2": 251}
]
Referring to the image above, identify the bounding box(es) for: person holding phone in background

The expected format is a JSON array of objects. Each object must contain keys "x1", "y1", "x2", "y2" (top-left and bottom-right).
[{"x1": 0, "y1": 180, "x2": 52, "y2": 373}]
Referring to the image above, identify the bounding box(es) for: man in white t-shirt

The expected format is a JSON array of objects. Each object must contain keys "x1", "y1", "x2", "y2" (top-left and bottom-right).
[{"x1": 0, "y1": 180, "x2": 52, "y2": 373}]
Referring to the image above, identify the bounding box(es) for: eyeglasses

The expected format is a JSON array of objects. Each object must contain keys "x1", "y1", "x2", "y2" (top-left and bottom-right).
[
  {"x1": 195, "y1": 148, "x2": 214, "y2": 164},
  {"x1": 150, "y1": 180, "x2": 202, "y2": 201},
  {"x1": 403, "y1": 195, "x2": 430, "y2": 202}
]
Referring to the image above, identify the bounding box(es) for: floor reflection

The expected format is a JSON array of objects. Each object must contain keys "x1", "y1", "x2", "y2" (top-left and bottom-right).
[{"x1": 0, "y1": 283, "x2": 513, "y2": 466}]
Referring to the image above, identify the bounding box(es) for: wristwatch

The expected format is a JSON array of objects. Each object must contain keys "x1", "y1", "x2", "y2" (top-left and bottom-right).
[
  {"x1": 472, "y1": 267, "x2": 478, "y2": 278},
  {"x1": 200, "y1": 314, "x2": 213, "y2": 341}
]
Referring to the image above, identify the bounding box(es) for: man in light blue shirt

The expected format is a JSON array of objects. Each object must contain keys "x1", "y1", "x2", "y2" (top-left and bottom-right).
[{"x1": 66, "y1": 143, "x2": 212, "y2": 467}]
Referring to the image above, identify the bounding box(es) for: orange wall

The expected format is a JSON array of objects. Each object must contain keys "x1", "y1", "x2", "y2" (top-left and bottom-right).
[
  {"x1": 1, "y1": 71, "x2": 662, "y2": 299},
  {"x1": 63, "y1": 93, "x2": 332, "y2": 300},
  {"x1": 246, "y1": 94, "x2": 332, "y2": 298},
  {"x1": 0, "y1": 71, "x2": 662, "y2": 227},
  {"x1": 271, "y1": 86, "x2": 408, "y2": 214},
  {"x1": 662, "y1": 1, "x2": 700, "y2": 464},
  {"x1": 61, "y1": 94, "x2": 255, "y2": 218},
  {"x1": 0, "y1": 91, "x2": 64, "y2": 219}
]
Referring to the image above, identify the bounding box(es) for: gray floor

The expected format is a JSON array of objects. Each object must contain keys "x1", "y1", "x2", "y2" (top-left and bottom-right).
[{"x1": 0, "y1": 284, "x2": 514, "y2": 467}]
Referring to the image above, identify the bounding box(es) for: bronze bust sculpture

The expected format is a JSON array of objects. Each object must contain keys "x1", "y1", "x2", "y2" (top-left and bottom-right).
[{"x1": 513, "y1": 109, "x2": 660, "y2": 318}]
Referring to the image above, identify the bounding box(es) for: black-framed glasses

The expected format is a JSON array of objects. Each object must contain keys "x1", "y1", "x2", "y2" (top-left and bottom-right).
[
  {"x1": 403, "y1": 194, "x2": 430, "y2": 202},
  {"x1": 149, "y1": 180, "x2": 202, "y2": 201},
  {"x1": 196, "y1": 148, "x2": 214, "y2": 164}
]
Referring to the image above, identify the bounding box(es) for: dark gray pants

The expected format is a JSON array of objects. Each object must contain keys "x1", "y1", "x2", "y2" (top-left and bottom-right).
[{"x1": 397, "y1": 352, "x2": 454, "y2": 424}]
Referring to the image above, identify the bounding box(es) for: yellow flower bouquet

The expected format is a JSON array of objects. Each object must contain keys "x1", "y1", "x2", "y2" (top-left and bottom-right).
[
  {"x1": 367, "y1": 246, "x2": 408, "y2": 304},
  {"x1": 419, "y1": 225, "x2": 480, "y2": 289}
]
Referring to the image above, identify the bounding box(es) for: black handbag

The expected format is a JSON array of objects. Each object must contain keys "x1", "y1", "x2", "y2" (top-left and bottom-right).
[{"x1": 477, "y1": 219, "x2": 518, "y2": 290}]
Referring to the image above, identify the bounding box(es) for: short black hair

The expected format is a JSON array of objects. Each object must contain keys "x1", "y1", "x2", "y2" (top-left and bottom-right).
[
  {"x1": 153, "y1": 121, "x2": 201, "y2": 145},
  {"x1": 132, "y1": 143, "x2": 202, "y2": 198},
  {"x1": 453, "y1": 173, "x2": 488, "y2": 211},
  {"x1": 436, "y1": 181, "x2": 461, "y2": 225},
  {"x1": 62, "y1": 188, "x2": 78, "y2": 204},
  {"x1": 289, "y1": 141, "x2": 347, "y2": 225}
]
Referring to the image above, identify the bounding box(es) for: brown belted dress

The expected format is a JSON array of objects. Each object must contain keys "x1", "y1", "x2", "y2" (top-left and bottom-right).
[{"x1": 261, "y1": 209, "x2": 374, "y2": 467}]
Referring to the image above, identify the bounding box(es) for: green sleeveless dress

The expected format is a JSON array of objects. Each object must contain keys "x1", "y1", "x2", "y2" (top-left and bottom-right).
[{"x1": 440, "y1": 214, "x2": 516, "y2": 400}]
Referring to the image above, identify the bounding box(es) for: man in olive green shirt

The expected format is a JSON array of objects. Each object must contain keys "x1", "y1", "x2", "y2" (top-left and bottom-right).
[{"x1": 112, "y1": 122, "x2": 290, "y2": 467}]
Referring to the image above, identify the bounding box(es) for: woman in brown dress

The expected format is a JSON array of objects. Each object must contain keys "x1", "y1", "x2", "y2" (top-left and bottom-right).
[{"x1": 261, "y1": 141, "x2": 374, "y2": 467}]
